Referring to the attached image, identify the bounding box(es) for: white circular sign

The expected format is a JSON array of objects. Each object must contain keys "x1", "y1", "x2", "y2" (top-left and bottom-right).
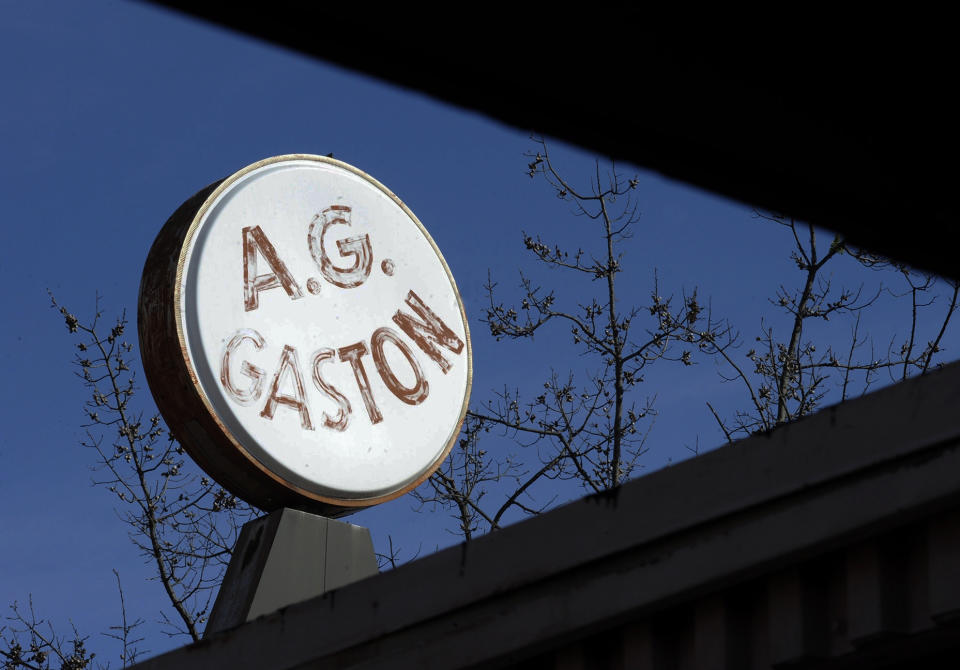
[{"x1": 140, "y1": 155, "x2": 471, "y2": 512}]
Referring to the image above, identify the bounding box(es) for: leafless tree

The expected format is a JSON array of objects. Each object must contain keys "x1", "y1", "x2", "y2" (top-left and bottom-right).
[
  {"x1": 415, "y1": 142, "x2": 959, "y2": 541},
  {"x1": 3, "y1": 296, "x2": 257, "y2": 667},
  {"x1": 707, "y1": 213, "x2": 959, "y2": 442},
  {"x1": 414, "y1": 138, "x2": 735, "y2": 537},
  {"x1": 45, "y1": 296, "x2": 256, "y2": 642},
  {"x1": 1, "y1": 572, "x2": 142, "y2": 670},
  {"x1": 1, "y1": 598, "x2": 95, "y2": 670}
]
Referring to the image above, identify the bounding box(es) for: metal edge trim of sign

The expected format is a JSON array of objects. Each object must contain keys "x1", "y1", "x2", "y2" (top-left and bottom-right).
[{"x1": 172, "y1": 154, "x2": 472, "y2": 510}]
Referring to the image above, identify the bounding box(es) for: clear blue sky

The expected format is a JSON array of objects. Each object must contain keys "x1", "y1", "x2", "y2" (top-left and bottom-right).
[{"x1": 2, "y1": 0, "x2": 955, "y2": 663}]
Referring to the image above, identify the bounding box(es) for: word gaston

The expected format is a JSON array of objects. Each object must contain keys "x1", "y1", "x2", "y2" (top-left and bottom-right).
[{"x1": 218, "y1": 205, "x2": 464, "y2": 432}]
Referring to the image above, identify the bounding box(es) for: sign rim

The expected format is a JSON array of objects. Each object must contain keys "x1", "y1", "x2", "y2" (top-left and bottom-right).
[{"x1": 170, "y1": 153, "x2": 472, "y2": 509}]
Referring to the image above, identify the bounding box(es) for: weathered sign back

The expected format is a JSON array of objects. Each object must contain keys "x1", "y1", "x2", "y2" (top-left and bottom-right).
[{"x1": 138, "y1": 155, "x2": 472, "y2": 515}]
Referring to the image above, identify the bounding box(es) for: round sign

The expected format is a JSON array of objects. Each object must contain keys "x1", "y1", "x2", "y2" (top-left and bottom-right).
[{"x1": 138, "y1": 155, "x2": 472, "y2": 515}]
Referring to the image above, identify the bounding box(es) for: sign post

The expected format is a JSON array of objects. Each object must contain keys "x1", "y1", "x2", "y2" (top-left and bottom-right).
[{"x1": 138, "y1": 155, "x2": 472, "y2": 630}]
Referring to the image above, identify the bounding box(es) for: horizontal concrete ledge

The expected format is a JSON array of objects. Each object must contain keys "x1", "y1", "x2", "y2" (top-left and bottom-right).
[{"x1": 132, "y1": 361, "x2": 960, "y2": 670}]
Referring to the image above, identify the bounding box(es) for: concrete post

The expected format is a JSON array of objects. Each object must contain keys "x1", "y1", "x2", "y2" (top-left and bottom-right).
[{"x1": 204, "y1": 508, "x2": 379, "y2": 637}]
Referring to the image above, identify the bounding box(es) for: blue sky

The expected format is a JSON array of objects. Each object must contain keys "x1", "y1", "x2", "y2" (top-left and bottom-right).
[{"x1": 2, "y1": 1, "x2": 956, "y2": 663}]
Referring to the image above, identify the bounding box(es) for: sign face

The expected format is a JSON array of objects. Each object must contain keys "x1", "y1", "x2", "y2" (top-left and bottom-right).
[{"x1": 139, "y1": 155, "x2": 471, "y2": 514}]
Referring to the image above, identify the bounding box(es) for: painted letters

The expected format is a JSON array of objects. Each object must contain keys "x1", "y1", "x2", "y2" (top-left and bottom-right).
[
  {"x1": 371, "y1": 326, "x2": 428, "y2": 405},
  {"x1": 392, "y1": 290, "x2": 464, "y2": 374},
  {"x1": 260, "y1": 345, "x2": 314, "y2": 431},
  {"x1": 308, "y1": 206, "x2": 373, "y2": 289},
  {"x1": 243, "y1": 225, "x2": 303, "y2": 311},
  {"x1": 311, "y1": 348, "x2": 352, "y2": 432},
  {"x1": 338, "y1": 341, "x2": 383, "y2": 425},
  {"x1": 220, "y1": 329, "x2": 266, "y2": 405}
]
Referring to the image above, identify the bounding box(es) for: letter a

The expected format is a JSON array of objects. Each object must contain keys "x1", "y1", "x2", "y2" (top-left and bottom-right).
[
  {"x1": 243, "y1": 225, "x2": 303, "y2": 311},
  {"x1": 261, "y1": 345, "x2": 314, "y2": 431}
]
